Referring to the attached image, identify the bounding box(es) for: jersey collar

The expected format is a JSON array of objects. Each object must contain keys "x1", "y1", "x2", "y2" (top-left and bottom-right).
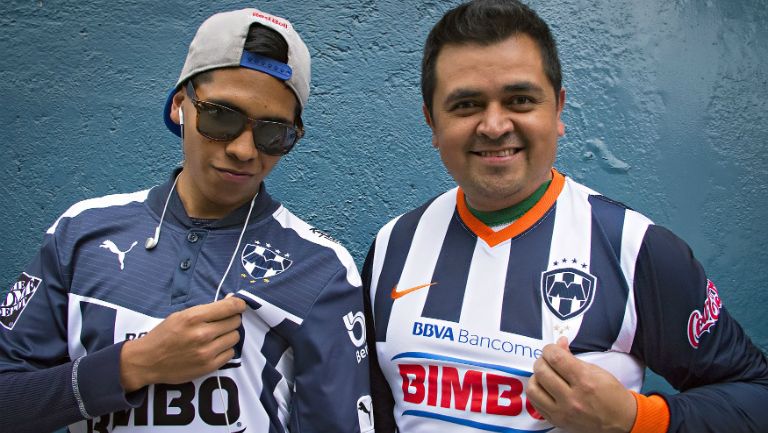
[
  {"x1": 146, "y1": 168, "x2": 280, "y2": 230},
  {"x1": 456, "y1": 168, "x2": 565, "y2": 247}
]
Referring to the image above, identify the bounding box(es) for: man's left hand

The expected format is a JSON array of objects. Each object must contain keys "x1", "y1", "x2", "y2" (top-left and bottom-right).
[{"x1": 527, "y1": 337, "x2": 637, "y2": 433}]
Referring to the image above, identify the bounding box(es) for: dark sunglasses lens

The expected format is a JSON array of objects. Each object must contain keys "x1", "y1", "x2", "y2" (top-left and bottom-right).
[
  {"x1": 252, "y1": 122, "x2": 296, "y2": 155},
  {"x1": 196, "y1": 103, "x2": 245, "y2": 141}
]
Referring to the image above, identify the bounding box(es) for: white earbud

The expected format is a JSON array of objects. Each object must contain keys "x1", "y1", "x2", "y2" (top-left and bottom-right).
[
  {"x1": 179, "y1": 108, "x2": 185, "y2": 125},
  {"x1": 145, "y1": 226, "x2": 160, "y2": 250},
  {"x1": 145, "y1": 175, "x2": 180, "y2": 250}
]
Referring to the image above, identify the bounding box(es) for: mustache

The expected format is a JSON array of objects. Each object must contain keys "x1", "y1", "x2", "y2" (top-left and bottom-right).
[{"x1": 470, "y1": 133, "x2": 521, "y2": 149}]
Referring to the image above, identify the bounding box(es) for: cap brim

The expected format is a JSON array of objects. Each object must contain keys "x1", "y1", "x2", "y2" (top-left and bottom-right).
[{"x1": 163, "y1": 87, "x2": 181, "y2": 137}]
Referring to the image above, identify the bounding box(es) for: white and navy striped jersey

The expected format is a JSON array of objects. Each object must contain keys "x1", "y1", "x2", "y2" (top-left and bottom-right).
[
  {"x1": 363, "y1": 170, "x2": 768, "y2": 433},
  {"x1": 0, "y1": 172, "x2": 374, "y2": 433}
]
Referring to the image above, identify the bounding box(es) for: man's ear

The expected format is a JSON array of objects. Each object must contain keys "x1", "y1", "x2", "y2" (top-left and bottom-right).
[
  {"x1": 556, "y1": 88, "x2": 566, "y2": 137},
  {"x1": 170, "y1": 90, "x2": 186, "y2": 126},
  {"x1": 423, "y1": 104, "x2": 439, "y2": 148}
]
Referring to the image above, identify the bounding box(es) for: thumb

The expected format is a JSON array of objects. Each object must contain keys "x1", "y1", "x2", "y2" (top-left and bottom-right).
[{"x1": 556, "y1": 336, "x2": 571, "y2": 352}]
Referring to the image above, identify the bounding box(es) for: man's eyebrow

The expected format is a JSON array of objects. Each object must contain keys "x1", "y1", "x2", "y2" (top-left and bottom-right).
[
  {"x1": 206, "y1": 98, "x2": 292, "y2": 124},
  {"x1": 444, "y1": 89, "x2": 483, "y2": 105},
  {"x1": 443, "y1": 82, "x2": 547, "y2": 105},
  {"x1": 503, "y1": 81, "x2": 546, "y2": 94}
]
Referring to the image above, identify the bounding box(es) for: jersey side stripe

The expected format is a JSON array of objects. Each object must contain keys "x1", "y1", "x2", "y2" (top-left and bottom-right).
[
  {"x1": 47, "y1": 190, "x2": 150, "y2": 234},
  {"x1": 270, "y1": 206, "x2": 361, "y2": 287},
  {"x1": 421, "y1": 210, "x2": 476, "y2": 323}
]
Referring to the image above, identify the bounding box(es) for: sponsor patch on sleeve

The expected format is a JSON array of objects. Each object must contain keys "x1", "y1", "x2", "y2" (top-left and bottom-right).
[
  {"x1": 687, "y1": 280, "x2": 722, "y2": 349},
  {"x1": 1, "y1": 272, "x2": 43, "y2": 330}
]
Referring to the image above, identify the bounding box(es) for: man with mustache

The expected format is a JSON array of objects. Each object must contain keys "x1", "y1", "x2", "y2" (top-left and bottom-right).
[{"x1": 363, "y1": 1, "x2": 768, "y2": 432}]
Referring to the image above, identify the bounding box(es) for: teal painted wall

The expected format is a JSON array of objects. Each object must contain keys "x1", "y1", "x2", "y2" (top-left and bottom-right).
[{"x1": 1, "y1": 0, "x2": 766, "y2": 409}]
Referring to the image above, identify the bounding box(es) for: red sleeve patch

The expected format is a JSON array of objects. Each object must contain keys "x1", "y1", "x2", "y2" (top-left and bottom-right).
[{"x1": 687, "y1": 280, "x2": 722, "y2": 349}]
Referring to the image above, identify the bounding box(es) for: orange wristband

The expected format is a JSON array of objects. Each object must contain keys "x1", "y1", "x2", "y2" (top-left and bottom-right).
[{"x1": 629, "y1": 391, "x2": 670, "y2": 433}]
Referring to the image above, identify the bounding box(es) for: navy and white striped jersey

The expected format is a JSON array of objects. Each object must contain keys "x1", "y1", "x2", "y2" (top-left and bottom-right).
[
  {"x1": 0, "y1": 172, "x2": 374, "y2": 433},
  {"x1": 364, "y1": 170, "x2": 768, "y2": 433}
]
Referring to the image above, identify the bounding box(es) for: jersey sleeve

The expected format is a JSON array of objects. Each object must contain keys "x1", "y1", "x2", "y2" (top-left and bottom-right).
[
  {"x1": 289, "y1": 265, "x2": 375, "y2": 433},
  {"x1": 630, "y1": 225, "x2": 768, "y2": 433},
  {"x1": 362, "y1": 242, "x2": 397, "y2": 433},
  {"x1": 0, "y1": 222, "x2": 143, "y2": 433}
]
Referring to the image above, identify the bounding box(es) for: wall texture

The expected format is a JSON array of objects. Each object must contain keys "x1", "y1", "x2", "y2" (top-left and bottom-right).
[{"x1": 1, "y1": 0, "x2": 766, "y2": 401}]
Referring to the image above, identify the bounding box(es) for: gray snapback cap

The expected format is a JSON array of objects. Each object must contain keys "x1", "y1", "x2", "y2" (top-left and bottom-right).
[{"x1": 163, "y1": 8, "x2": 311, "y2": 136}]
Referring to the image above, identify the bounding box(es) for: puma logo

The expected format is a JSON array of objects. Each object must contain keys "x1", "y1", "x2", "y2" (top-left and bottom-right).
[
  {"x1": 357, "y1": 399, "x2": 372, "y2": 425},
  {"x1": 100, "y1": 240, "x2": 138, "y2": 270}
]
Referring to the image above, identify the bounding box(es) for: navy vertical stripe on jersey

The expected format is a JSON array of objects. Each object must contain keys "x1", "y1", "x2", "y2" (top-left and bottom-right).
[
  {"x1": 79, "y1": 302, "x2": 117, "y2": 354},
  {"x1": 259, "y1": 328, "x2": 291, "y2": 433},
  {"x1": 421, "y1": 211, "x2": 474, "y2": 323},
  {"x1": 499, "y1": 206, "x2": 556, "y2": 339},
  {"x1": 374, "y1": 199, "x2": 435, "y2": 342},
  {"x1": 588, "y1": 195, "x2": 626, "y2": 260}
]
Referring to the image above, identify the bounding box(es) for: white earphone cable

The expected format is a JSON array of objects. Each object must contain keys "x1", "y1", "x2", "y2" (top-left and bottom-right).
[
  {"x1": 213, "y1": 192, "x2": 258, "y2": 432},
  {"x1": 145, "y1": 174, "x2": 180, "y2": 250}
]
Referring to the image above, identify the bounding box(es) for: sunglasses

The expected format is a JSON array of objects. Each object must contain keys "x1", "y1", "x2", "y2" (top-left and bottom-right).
[{"x1": 185, "y1": 80, "x2": 303, "y2": 156}]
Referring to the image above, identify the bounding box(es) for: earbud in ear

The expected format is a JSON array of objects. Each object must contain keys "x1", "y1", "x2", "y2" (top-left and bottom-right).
[{"x1": 179, "y1": 108, "x2": 185, "y2": 125}]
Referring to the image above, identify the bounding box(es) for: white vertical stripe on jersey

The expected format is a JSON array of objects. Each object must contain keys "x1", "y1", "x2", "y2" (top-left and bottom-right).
[
  {"x1": 368, "y1": 214, "x2": 401, "y2": 319},
  {"x1": 271, "y1": 206, "x2": 362, "y2": 287},
  {"x1": 459, "y1": 241, "x2": 510, "y2": 334},
  {"x1": 542, "y1": 179, "x2": 593, "y2": 344},
  {"x1": 67, "y1": 296, "x2": 87, "y2": 361},
  {"x1": 610, "y1": 209, "x2": 653, "y2": 353},
  {"x1": 386, "y1": 189, "x2": 456, "y2": 342}
]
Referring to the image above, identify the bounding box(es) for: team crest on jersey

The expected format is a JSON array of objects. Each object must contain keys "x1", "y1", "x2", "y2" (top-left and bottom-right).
[
  {"x1": 240, "y1": 240, "x2": 292, "y2": 280},
  {"x1": 1, "y1": 272, "x2": 43, "y2": 330},
  {"x1": 541, "y1": 267, "x2": 597, "y2": 321}
]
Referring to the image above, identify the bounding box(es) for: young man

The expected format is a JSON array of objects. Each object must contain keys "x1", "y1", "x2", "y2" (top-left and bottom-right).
[
  {"x1": 363, "y1": 1, "x2": 768, "y2": 432},
  {"x1": 0, "y1": 8, "x2": 373, "y2": 433}
]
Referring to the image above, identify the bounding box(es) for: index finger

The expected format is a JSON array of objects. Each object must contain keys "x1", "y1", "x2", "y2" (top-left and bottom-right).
[{"x1": 187, "y1": 296, "x2": 246, "y2": 322}]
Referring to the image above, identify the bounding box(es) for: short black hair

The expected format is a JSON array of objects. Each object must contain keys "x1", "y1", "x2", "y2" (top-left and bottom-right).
[
  {"x1": 422, "y1": 0, "x2": 562, "y2": 116},
  {"x1": 193, "y1": 24, "x2": 302, "y2": 128}
]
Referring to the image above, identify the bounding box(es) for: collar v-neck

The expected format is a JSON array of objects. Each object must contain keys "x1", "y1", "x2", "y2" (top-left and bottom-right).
[{"x1": 456, "y1": 168, "x2": 565, "y2": 247}]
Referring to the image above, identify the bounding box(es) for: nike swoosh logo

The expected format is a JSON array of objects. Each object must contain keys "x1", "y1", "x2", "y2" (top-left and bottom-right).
[{"x1": 391, "y1": 282, "x2": 437, "y2": 299}]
